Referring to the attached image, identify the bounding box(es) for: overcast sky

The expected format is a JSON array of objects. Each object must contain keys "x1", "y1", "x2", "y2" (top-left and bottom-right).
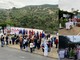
[
  {"x1": 59, "y1": 0, "x2": 80, "y2": 12},
  {"x1": 0, "y1": 0, "x2": 58, "y2": 9}
]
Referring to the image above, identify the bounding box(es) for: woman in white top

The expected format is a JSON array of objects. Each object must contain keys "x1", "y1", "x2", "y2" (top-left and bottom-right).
[
  {"x1": 44, "y1": 37, "x2": 48, "y2": 56},
  {"x1": 59, "y1": 49, "x2": 65, "y2": 60},
  {"x1": 65, "y1": 22, "x2": 70, "y2": 30},
  {"x1": 30, "y1": 41, "x2": 34, "y2": 53}
]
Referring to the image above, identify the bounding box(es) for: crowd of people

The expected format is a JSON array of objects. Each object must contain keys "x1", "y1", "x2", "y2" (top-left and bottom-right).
[
  {"x1": 0, "y1": 31, "x2": 58, "y2": 56},
  {"x1": 58, "y1": 44, "x2": 80, "y2": 60}
]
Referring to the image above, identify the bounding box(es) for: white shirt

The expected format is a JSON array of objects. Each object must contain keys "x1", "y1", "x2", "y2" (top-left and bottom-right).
[
  {"x1": 69, "y1": 21, "x2": 74, "y2": 27},
  {"x1": 59, "y1": 50, "x2": 65, "y2": 59},
  {"x1": 65, "y1": 22, "x2": 70, "y2": 29},
  {"x1": 23, "y1": 39, "x2": 27, "y2": 44},
  {"x1": 30, "y1": 43, "x2": 34, "y2": 48}
]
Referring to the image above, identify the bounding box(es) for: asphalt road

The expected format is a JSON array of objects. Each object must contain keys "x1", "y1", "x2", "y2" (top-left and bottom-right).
[
  {"x1": 0, "y1": 46, "x2": 57, "y2": 60},
  {"x1": 61, "y1": 59, "x2": 74, "y2": 60}
]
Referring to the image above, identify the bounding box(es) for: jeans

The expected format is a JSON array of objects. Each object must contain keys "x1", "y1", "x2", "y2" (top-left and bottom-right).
[{"x1": 1, "y1": 41, "x2": 4, "y2": 47}]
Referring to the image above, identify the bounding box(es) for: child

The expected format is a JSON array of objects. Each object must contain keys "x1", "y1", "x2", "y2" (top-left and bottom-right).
[{"x1": 30, "y1": 41, "x2": 34, "y2": 53}]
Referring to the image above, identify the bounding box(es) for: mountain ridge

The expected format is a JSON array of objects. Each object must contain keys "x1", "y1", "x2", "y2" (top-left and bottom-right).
[
  {"x1": 0, "y1": 4, "x2": 58, "y2": 10},
  {"x1": 0, "y1": 4, "x2": 58, "y2": 33}
]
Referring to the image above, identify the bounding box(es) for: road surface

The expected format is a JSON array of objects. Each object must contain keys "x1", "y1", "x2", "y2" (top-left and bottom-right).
[
  {"x1": 0, "y1": 46, "x2": 57, "y2": 60},
  {"x1": 57, "y1": 58, "x2": 74, "y2": 60}
]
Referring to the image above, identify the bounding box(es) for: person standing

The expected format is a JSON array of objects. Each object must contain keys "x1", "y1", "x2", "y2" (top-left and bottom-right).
[
  {"x1": 77, "y1": 49, "x2": 80, "y2": 60},
  {"x1": 59, "y1": 49, "x2": 65, "y2": 60},
  {"x1": 34, "y1": 36, "x2": 37, "y2": 49},
  {"x1": 19, "y1": 35, "x2": 23, "y2": 50},
  {"x1": 44, "y1": 38, "x2": 48, "y2": 56},
  {"x1": 47, "y1": 40, "x2": 51, "y2": 52},
  {"x1": 4, "y1": 34, "x2": 6, "y2": 45},
  {"x1": 74, "y1": 48, "x2": 77, "y2": 60},
  {"x1": 37, "y1": 38, "x2": 41, "y2": 50},
  {"x1": 8, "y1": 35, "x2": 12, "y2": 44},
  {"x1": 30, "y1": 41, "x2": 34, "y2": 53},
  {"x1": 1, "y1": 35, "x2": 4, "y2": 47},
  {"x1": 12, "y1": 36, "x2": 15, "y2": 45},
  {"x1": 25, "y1": 37, "x2": 28, "y2": 52},
  {"x1": 23, "y1": 37, "x2": 27, "y2": 49},
  {"x1": 6, "y1": 35, "x2": 8, "y2": 45},
  {"x1": 55, "y1": 39, "x2": 59, "y2": 48},
  {"x1": 41, "y1": 41, "x2": 44, "y2": 52}
]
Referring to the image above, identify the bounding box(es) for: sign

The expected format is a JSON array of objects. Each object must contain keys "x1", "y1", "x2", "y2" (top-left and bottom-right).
[{"x1": 4, "y1": 27, "x2": 43, "y2": 35}]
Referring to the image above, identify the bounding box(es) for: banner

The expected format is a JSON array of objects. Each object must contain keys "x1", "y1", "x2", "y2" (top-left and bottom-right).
[{"x1": 4, "y1": 27, "x2": 43, "y2": 35}]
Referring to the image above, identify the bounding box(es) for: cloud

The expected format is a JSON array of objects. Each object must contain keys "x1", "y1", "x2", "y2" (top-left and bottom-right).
[
  {"x1": 0, "y1": 0, "x2": 58, "y2": 9},
  {"x1": 59, "y1": 0, "x2": 80, "y2": 12}
]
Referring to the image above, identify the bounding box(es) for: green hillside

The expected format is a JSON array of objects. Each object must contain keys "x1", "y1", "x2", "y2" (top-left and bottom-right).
[{"x1": 0, "y1": 4, "x2": 58, "y2": 33}]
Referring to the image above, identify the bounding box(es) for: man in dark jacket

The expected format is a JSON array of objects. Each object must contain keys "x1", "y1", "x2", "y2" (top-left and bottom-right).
[{"x1": 1, "y1": 35, "x2": 4, "y2": 47}]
